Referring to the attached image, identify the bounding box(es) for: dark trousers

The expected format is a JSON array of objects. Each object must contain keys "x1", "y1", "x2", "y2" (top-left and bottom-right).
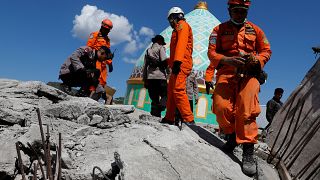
[
  {"x1": 147, "y1": 79, "x2": 167, "y2": 117},
  {"x1": 59, "y1": 69, "x2": 99, "y2": 96},
  {"x1": 189, "y1": 100, "x2": 193, "y2": 112}
]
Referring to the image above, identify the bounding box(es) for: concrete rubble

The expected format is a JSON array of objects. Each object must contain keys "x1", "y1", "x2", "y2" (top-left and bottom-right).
[{"x1": 0, "y1": 78, "x2": 279, "y2": 180}]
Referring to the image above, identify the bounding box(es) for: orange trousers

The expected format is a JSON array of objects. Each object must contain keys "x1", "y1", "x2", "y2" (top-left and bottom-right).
[
  {"x1": 165, "y1": 70, "x2": 194, "y2": 123},
  {"x1": 212, "y1": 75, "x2": 260, "y2": 144}
]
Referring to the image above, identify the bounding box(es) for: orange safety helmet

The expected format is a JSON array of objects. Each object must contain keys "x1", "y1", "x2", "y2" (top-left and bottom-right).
[
  {"x1": 228, "y1": 0, "x2": 251, "y2": 7},
  {"x1": 101, "y1": 18, "x2": 113, "y2": 29}
]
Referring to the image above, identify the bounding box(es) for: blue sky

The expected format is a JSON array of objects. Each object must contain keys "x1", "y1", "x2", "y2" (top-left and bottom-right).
[{"x1": 0, "y1": 0, "x2": 319, "y2": 105}]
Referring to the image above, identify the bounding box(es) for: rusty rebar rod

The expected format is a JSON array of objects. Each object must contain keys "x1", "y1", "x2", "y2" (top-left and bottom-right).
[
  {"x1": 58, "y1": 133, "x2": 62, "y2": 180},
  {"x1": 54, "y1": 144, "x2": 59, "y2": 180},
  {"x1": 15, "y1": 142, "x2": 26, "y2": 180},
  {"x1": 33, "y1": 162, "x2": 38, "y2": 180},
  {"x1": 47, "y1": 125, "x2": 53, "y2": 180},
  {"x1": 36, "y1": 108, "x2": 49, "y2": 179},
  {"x1": 27, "y1": 142, "x2": 45, "y2": 179},
  {"x1": 54, "y1": 133, "x2": 62, "y2": 180}
]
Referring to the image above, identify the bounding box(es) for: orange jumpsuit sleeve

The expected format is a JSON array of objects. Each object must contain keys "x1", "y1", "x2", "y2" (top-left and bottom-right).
[
  {"x1": 253, "y1": 26, "x2": 272, "y2": 69},
  {"x1": 205, "y1": 61, "x2": 215, "y2": 82},
  {"x1": 87, "y1": 32, "x2": 99, "y2": 49},
  {"x1": 207, "y1": 25, "x2": 225, "y2": 68},
  {"x1": 174, "y1": 21, "x2": 189, "y2": 62}
]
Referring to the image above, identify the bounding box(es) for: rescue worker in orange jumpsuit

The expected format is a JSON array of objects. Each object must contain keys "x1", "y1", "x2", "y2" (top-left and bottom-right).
[
  {"x1": 87, "y1": 18, "x2": 114, "y2": 101},
  {"x1": 161, "y1": 7, "x2": 194, "y2": 125},
  {"x1": 207, "y1": 0, "x2": 271, "y2": 176}
]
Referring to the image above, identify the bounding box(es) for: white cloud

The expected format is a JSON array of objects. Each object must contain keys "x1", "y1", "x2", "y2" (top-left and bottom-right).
[
  {"x1": 139, "y1": 27, "x2": 154, "y2": 37},
  {"x1": 72, "y1": 4, "x2": 155, "y2": 63},
  {"x1": 124, "y1": 27, "x2": 154, "y2": 54},
  {"x1": 124, "y1": 40, "x2": 138, "y2": 54},
  {"x1": 123, "y1": 57, "x2": 138, "y2": 64},
  {"x1": 72, "y1": 5, "x2": 132, "y2": 45}
]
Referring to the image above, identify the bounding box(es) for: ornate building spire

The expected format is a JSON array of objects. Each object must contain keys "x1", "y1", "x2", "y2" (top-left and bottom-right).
[{"x1": 194, "y1": 1, "x2": 208, "y2": 10}]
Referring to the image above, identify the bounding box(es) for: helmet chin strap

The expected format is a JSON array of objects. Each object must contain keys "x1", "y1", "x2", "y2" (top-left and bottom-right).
[{"x1": 230, "y1": 18, "x2": 247, "y2": 25}]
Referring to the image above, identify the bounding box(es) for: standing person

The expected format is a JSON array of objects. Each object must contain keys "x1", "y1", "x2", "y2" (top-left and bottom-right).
[
  {"x1": 205, "y1": 61, "x2": 215, "y2": 94},
  {"x1": 87, "y1": 18, "x2": 114, "y2": 101},
  {"x1": 175, "y1": 70, "x2": 199, "y2": 124},
  {"x1": 59, "y1": 46, "x2": 111, "y2": 97},
  {"x1": 142, "y1": 35, "x2": 168, "y2": 117},
  {"x1": 207, "y1": 0, "x2": 272, "y2": 176},
  {"x1": 265, "y1": 88, "x2": 284, "y2": 130},
  {"x1": 160, "y1": 7, "x2": 194, "y2": 125},
  {"x1": 186, "y1": 70, "x2": 199, "y2": 112}
]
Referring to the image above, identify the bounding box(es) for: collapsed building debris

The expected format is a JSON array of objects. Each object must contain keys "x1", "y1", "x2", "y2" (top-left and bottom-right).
[
  {"x1": 12, "y1": 108, "x2": 62, "y2": 180},
  {"x1": 0, "y1": 79, "x2": 280, "y2": 180}
]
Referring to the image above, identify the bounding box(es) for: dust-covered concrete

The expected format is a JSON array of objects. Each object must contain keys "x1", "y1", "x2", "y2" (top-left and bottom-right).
[{"x1": 0, "y1": 78, "x2": 279, "y2": 180}]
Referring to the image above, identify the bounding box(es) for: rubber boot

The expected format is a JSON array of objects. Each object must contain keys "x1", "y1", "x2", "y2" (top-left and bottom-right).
[
  {"x1": 76, "y1": 88, "x2": 89, "y2": 97},
  {"x1": 174, "y1": 108, "x2": 182, "y2": 126},
  {"x1": 242, "y1": 143, "x2": 256, "y2": 176},
  {"x1": 221, "y1": 133, "x2": 237, "y2": 153},
  {"x1": 160, "y1": 118, "x2": 174, "y2": 125},
  {"x1": 151, "y1": 105, "x2": 161, "y2": 117}
]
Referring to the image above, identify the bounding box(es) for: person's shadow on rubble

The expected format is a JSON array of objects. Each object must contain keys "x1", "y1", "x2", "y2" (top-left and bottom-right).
[{"x1": 186, "y1": 124, "x2": 242, "y2": 166}]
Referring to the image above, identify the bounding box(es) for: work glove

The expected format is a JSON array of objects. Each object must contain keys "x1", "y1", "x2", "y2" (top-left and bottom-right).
[
  {"x1": 241, "y1": 54, "x2": 261, "y2": 77},
  {"x1": 172, "y1": 61, "x2": 182, "y2": 75},
  {"x1": 221, "y1": 56, "x2": 246, "y2": 68},
  {"x1": 205, "y1": 81, "x2": 214, "y2": 94},
  {"x1": 108, "y1": 63, "x2": 113, "y2": 72},
  {"x1": 246, "y1": 59, "x2": 260, "y2": 72},
  {"x1": 106, "y1": 52, "x2": 114, "y2": 60}
]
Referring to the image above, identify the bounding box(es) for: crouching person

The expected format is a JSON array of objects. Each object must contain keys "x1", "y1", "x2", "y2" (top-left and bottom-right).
[{"x1": 59, "y1": 46, "x2": 112, "y2": 99}]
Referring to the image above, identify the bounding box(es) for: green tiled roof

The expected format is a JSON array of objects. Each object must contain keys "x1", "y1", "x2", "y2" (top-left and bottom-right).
[{"x1": 130, "y1": 7, "x2": 220, "y2": 79}]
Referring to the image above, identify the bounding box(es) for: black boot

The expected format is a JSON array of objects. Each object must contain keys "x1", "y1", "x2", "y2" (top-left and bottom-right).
[
  {"x1": 242, "y1": 143, "x2": 256, "y2": 176},
  {"x1": 174, "y1": 108, "x2": 182, "y2": 126},
  {"x1": 221, "y1": 133, "x2": 237, "y2": 153},
  {"x1": 151, "y1": 105, "x2": 161, "y2": 117},
  {"x1": 60, "y1": 83, "x2": 73, "y2": 95},
  {"x1": 160, "y1": 118, "x2": 174, "y2": 125},
  {"x1": 76, "y1": 88, "x2": 90, "y2": 97}
]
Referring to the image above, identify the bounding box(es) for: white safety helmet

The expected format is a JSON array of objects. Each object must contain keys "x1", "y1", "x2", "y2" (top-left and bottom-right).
[{"x1": 167, "y1": 7, "x2": 184, "y2": 18}]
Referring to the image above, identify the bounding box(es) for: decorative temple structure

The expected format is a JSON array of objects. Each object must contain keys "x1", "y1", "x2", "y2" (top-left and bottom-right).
[{"x1": 124, "y1": 2, "x2": 221, "y2": 125}]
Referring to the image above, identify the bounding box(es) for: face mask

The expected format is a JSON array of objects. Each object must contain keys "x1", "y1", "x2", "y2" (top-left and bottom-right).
[
  {"x1": 100, "y1": 27, "x2": 110, "y2": 36},
  {"x1": 229, "y1": 7, "x2": 248, "y2": 25}
]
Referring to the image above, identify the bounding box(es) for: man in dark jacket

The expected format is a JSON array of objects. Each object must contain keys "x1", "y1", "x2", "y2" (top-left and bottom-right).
[
  {"x1": 59, "y1": 46, "x2": 112, "y2": 97},
  {"x1": 265, "y1": 88, "x2": 284, "y2": 130}
]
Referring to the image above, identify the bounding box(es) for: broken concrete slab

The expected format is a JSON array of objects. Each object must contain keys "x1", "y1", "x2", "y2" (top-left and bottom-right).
[{"x1": 0, "y1": 78, "x2": 279, "y2": 180}]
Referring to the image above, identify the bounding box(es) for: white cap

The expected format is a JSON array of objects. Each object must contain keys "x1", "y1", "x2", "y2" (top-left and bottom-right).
[{"x1": 167, "y1": 7, "x2": 184, "y2": 18}]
